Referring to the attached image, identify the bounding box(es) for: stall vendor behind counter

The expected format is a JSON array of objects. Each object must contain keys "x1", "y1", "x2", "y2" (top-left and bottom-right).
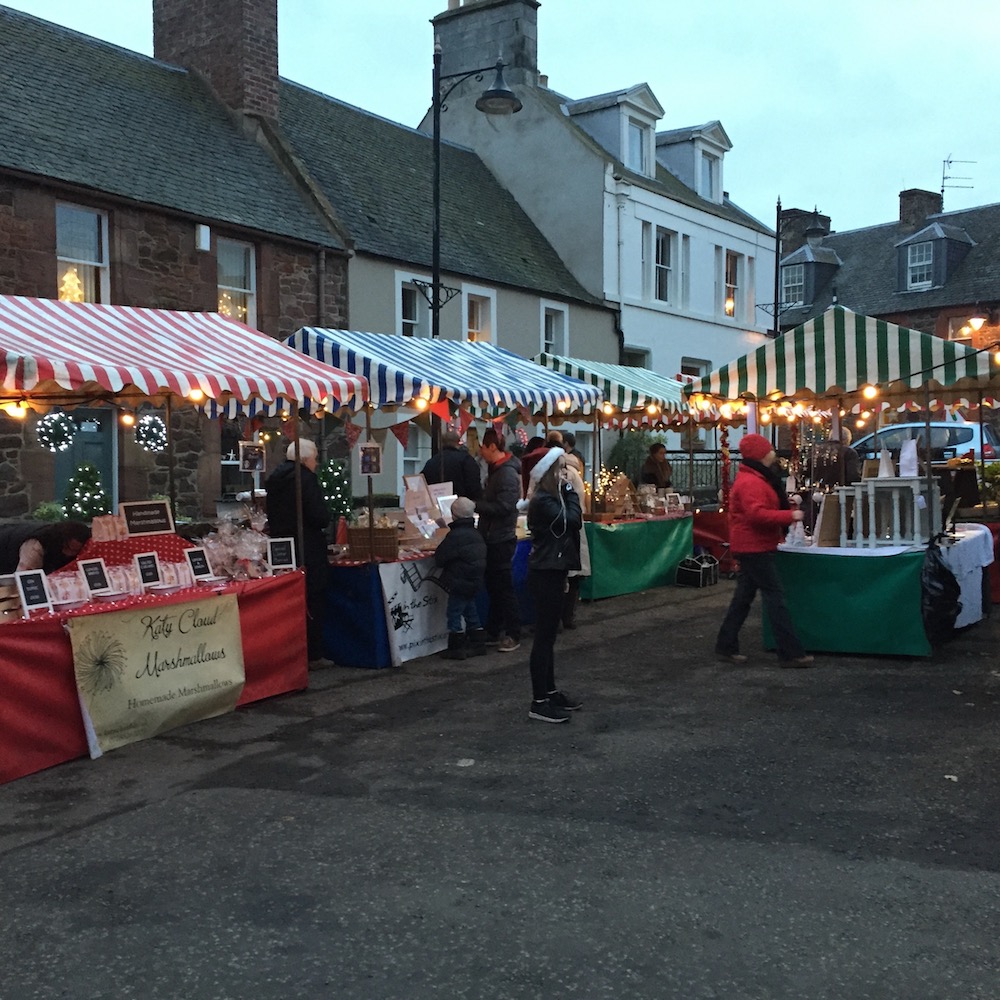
[{"x1": 0, "y1": 521, "x2": 91, "y2": 574}]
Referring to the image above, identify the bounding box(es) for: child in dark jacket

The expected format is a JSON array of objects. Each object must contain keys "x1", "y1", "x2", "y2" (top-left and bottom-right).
[{"x1": 434, "y1": 496, "x2": 488, "y2": 659}]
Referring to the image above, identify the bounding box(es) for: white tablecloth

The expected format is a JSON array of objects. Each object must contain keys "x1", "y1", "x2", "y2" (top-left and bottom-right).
[{"x1": 938, "y1": 523, "x2": 994, "y2": 628}]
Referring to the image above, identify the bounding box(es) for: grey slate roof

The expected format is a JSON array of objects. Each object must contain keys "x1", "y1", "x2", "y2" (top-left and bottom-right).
[
  {"x1": 779, "y1": 203, "x2": 1000, "y2": 327},
  {"x1": 277, "y1": 81, "x2": 601, "y2": 305},
  {"x1": 536, "y1": 87, "x2": 771, "y2": 236},
  {"x1": 0, "y1": 5, "x2": 343, "y2": 249}
]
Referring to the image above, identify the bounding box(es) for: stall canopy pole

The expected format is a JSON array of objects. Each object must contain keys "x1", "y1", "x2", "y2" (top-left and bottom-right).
[
  {"x1": 924, "y1": 382, "x2": 936, "y2": 536},
  {"x1": 366, "y1": 404, "x2": 375, "y2": 562},
  {"x1": 292, "y1": 417, "x2": 304, "y2": 573},
  {"x1": 978, "y1": 390, "x2": 986, "y2": 485},
  {"x1": 165, "y1": 395, "x2": 176, "y2": 520}
]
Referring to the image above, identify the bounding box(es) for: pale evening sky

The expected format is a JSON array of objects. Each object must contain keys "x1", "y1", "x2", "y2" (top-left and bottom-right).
[{"x1": 4, "y1": 0, "x2": 998, "y2": 234}]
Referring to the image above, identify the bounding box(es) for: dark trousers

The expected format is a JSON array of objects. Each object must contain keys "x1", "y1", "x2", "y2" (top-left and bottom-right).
[
  {"x1": 715, "y1": 550, "x2": 806, "y2": 661},
  {"x1": 485, "y1": 538, "x2": 520, "y2": 640},
  {"x1": 529, "y1": 569, "x2": 566, "y2": 700}
]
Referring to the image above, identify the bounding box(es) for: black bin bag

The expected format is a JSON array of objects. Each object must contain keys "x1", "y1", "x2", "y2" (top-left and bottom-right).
[{"x1": 921, "y1": 537, "x2": 962, "y2": 645}]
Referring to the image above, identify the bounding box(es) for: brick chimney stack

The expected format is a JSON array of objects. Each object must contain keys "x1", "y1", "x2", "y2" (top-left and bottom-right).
[
  {"x1": 779, "y1": 207, "x2": 832, "y2": 256},
  {"x1": 899, "y1": 188, "x2": 943, "y2": 231},
  {"x1": 153, "y1": 0, "x2": 279, "y2": 121}
]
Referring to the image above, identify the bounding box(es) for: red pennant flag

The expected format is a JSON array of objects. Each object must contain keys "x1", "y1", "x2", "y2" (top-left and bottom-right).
[
  {"x1": 390, "y1": 421, "x2": 410, "y2": 449},
  {"x1": 343, "y1": 421, "x2": 362, "y2": 450},
  {"x1": 457, "y1": 409, "x2": 474, "y2": 435},
  {"x1": 429, "y1": 400, "x2": 451, "y2": 420}
]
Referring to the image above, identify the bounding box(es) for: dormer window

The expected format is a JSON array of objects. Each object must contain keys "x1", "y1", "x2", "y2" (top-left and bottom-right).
[
  {"x1": 701, "y1": 153, "x2": 720, "y2": 201},
  {"x1": 627, "y1": 118, "x2": 650, "y2": 174},
  {"x1": 781, "y1": 264, "x2": 804, "y2": 307},
  {"x1": 907, "y1": 242, "x2": 933, "y2": 290}
]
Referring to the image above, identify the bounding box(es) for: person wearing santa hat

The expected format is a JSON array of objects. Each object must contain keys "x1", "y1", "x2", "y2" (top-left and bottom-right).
[{"x1": 715, "y1": 433, "x2": 814, "y2": 667}]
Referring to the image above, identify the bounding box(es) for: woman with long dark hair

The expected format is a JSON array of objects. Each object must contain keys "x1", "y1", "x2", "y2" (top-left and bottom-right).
[{"x1": 525, "y1": 448, "x2": 583, "y2": 723}]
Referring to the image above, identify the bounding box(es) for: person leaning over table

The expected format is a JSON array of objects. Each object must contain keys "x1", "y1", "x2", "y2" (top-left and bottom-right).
[
  {"x1": 714, "y1": 433, "x2": 813, "y2": 668},
  {"x1": 0, "y1": 520, "x2": 91, "y2": 575},
  {"x1": 264, "y1": 438, "x2": 335, "y2": 670}
]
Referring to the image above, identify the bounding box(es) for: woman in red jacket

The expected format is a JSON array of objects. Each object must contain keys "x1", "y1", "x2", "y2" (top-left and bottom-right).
[{"x1": 715, "y1": 434, "x2": 813, "y2": 667}]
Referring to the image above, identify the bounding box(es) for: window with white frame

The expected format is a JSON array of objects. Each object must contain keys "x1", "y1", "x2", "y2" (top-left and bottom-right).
[
  {"x1": 463, "y1": 286, "x2": 495, "y2": 343},
  {"x1": 542, "y1": 302, "x2": 568, "y2": 355},
  {"x1": 217, "y1": 238, "x2": 256, "y2": 326},
  {"x1": 701, "y1": 152, "x2": 720, "y2": 201},
  {"x1": 56, "y1": 203, "x2": 109, "y2": 303},
  {"x1": 400, "y1": 281, "x2": 429, "y2": 337},
  {"x1": 907, "y1": 242, "x2": 933, "y2": 289},
  {"x1": 402, "y1": 424, "x2": 432, "y2": 477},
  {"x1": 627, "y1": 118, "x2": 649, "y2": 174},
  {"x1": 782, "y1": 264, "x2": 805, "y2": 306},
  {"x1": 947, "y1": 317, "x2": 973, "y2": 341},
  {"x1": 724, "y1": 250, "x2": 740, "y2": 317},
  {"x1": 654, "y1": 228, "x2": 675, "y2": 303}
]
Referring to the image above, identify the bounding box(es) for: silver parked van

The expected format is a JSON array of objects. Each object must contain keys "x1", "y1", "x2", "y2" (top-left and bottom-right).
[{"x1": 853, "y1": 422, "x2": 999, "y2": 465}]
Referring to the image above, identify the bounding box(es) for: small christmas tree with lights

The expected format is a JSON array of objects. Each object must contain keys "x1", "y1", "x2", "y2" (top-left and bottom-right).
[
  {"x1": 318, "y1": 458, "x2": 353, "y2": 521},
  {"x1": 64, "y1": 462, "x2": 111, "y2": 519}
]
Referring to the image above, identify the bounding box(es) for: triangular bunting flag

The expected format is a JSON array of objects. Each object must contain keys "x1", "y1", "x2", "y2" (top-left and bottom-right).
[
  {"x1": 456, "y1": 409, "x2": 474, "y2": 435},
  {"x1": 390, "y1": 421, "x2": 410, "y2": 449},
  {"x1": 429, "y1": 400, "x2": 451, "y2": 420},
  {"x1": 343, "y1": 421, "x2": 362, "y2": 450}
]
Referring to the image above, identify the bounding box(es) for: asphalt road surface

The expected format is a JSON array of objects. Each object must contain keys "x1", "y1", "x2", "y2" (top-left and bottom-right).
[{"x1": 2, "y1": 581, "x2": 999, "y2": 999}]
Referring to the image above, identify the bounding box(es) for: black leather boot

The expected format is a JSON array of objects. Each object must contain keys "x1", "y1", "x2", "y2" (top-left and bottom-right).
[
  {"x1": 439, "y1": 632, "x2": 469, "y2": 659},
  {"x1": 467, "y1": 628, "x2": 489, "y2": 656}
]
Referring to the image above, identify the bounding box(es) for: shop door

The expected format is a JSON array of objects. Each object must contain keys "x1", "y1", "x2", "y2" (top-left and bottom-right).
[{"x1": 55, "y1": 408, "x2": 118, "y2": 510}]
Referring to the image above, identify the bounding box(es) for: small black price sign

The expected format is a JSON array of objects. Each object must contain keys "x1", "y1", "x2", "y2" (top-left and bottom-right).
[
  {"x1": 267, "y1": 537, "x2": 296, "y2": 571},
  {"x1": 185, "y1": 547, "x2": 213, "y2": 578},
  {"x1": 79, "y1": 559, "x2": 111, "y2": 594},
  {"x1": 134, "y1": 552, "x2": 162, "y2": 585},
  {"x1": 15, "y1": 570, "x2": 52, "y2": 614}
]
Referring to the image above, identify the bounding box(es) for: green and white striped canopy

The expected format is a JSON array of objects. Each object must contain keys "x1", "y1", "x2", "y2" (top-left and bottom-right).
[
  {"x1": 534, "y1": 353, "x2": 688, "y2": 416},
  {"x1": 686, "y1": 306, "x2": 992, "y2": 405}
]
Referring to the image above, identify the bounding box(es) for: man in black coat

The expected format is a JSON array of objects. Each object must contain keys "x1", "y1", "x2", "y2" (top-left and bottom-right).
[
  {"x1": 420, "y1": 429, "x2": 483, "y2": 500},
  {"x1": 475, "y1": 428, "x2": 523, "y2": 652},
  {"x1": 264, "y1": 438, "x2": 334, "y2": 669}
]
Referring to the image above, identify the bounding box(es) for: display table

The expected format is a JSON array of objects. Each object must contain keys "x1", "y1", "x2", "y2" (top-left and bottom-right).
[
  {"x1": 580, "y1": 516, "x2": 693, "y2": 600},
  {"x1": 764, "y1": 524, "x2": 993, "y2": 657},
  {"x1": 0, "y1": 572, "x2": 308, "y2": 785}
]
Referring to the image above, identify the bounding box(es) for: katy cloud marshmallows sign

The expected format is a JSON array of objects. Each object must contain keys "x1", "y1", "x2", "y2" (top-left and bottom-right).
[{"x1": 69, "y1": 593, "x2": 245, "y2": 756}]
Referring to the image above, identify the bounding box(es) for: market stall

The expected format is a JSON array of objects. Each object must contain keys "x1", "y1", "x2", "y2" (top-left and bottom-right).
[
  {"x1": 279, "y1": 328, "x2": 603, "y2": 664},
  {"x1": 0, "y1": 295, "x2": 369, "y2": 779},
  {"x1": 686, "y1": 306, "x2": 997, "y2": 653}
]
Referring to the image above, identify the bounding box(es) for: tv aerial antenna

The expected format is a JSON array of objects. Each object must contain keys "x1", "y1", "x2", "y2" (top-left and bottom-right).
[{"x1": 941, "y1": 156, "x2": 975, "y2": 196}]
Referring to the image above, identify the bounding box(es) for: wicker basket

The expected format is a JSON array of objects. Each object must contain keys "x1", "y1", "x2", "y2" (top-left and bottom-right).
[{"x1": 347, "y1": 526, "x2": 400, "y2": 562}]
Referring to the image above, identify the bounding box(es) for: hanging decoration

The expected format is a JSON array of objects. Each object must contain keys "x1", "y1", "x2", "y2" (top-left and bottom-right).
[
  {"x1": 389, "y1": 421, "x2": 410, "y2": 449},
  {"x1": 36, "y1": 412, "x2": 77, "y2": 453},
  {"x1": 135, "y1": 414, "x2": 168, "y2": 453},
  {"x1": 343, "y1": 420, "x2": 362, "y2": 451}
]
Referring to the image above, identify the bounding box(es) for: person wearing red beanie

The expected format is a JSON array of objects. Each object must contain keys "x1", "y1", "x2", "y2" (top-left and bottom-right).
[{"x1": 714, "y1": 434, "x2": 814, "y2": 667}]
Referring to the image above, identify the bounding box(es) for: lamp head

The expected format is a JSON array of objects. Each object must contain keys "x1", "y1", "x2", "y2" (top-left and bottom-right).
[
  {"x1": 475, "y1": 60, "x2": 522, "y2": 115},
  {"x1": 969, "y1": 308, "x2": 989, "y2": 332}
]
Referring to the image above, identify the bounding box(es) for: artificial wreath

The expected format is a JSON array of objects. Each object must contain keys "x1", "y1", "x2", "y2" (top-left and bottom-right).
[
  {"x1": 135, "y1": 414, "x2": 168, "y2": 452},
  {"x1": 36, "y1": 412, "x2": 76, "y2": 453}
]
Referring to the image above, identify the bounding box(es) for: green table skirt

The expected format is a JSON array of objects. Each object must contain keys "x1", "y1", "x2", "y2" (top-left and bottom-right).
[
  {"x1": 765, "y1": 549, "x2": 929, "y2": 656},
  {"x1": 580, "y1": 517, "x2": 693, "y2": 600}
]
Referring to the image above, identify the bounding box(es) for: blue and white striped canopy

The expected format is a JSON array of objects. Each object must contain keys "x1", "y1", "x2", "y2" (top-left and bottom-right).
[{"x1": 283, "y1": 329, "x2": 601, "y2": 414}]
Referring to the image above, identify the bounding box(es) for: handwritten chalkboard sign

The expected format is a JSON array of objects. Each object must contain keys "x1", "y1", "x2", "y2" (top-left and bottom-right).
[
  {"x1": 15, "y1": 570, "x2": 52, "y2": 616},
  {"x1": 119, "y1": 500, "x2": 175, "y2": 536},
  {"x1": 79, "y1": 558, "x2": 111, "y2": 594},
  {"x1": 185, "y1": 547, "x2": 213, "y2": 578},
  {"x1": 267, "y1": 537, "x2": 296, "y2": 571},
  {"x1": 134, "y1": 552, "x2": 162, "y2": 586}
]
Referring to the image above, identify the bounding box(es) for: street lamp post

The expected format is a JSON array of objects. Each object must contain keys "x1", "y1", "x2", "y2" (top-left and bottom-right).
[{"x1": 428, "y1": 40, "x2": 522, "y2": 342}]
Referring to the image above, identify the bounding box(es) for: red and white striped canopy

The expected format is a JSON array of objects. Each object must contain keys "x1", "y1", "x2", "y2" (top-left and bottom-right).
[{"x1": 0, "y1": 296, "x2": 368, "y2": 410}]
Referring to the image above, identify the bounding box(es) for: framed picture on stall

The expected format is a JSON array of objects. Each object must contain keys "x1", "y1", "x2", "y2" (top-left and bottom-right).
[
  {"x1": 359, "y1": 443, "x2": 382, "y2": 476},
  {"x1": 14, "y1": 569, "x2": 52, "y2": 617},
  {"x1": 238, "y1": 441, "x2": 266, "y2": 473},
  {"x1": 79, "y1": 558, "x2": 112, "y2": 595},
  {"x1": 267, "y1": 537, "x2": 297, "y2": 573},
  {"x1": 134, "y1": 551, "x2": 162, "y2": 588}
]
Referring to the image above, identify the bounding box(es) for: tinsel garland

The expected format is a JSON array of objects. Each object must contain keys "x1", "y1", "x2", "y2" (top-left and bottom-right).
[
  {"x1": 136, "y1": 414, "x2": 168, "y2": 452},
  {"x1": 36, "y1": 412, "x2": 76, "y2": 453}
]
